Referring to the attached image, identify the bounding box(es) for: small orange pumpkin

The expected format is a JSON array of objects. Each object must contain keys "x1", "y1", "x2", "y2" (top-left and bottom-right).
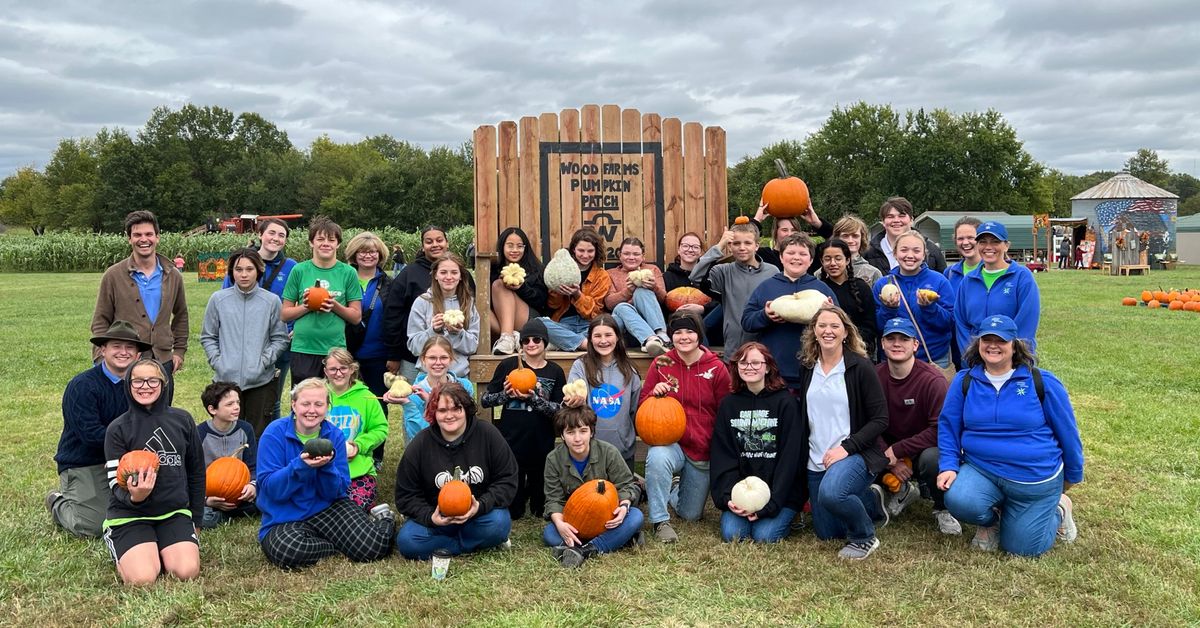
[
  {"x1": 1141, "y1": 290, "x2": 1153, "y2": 303},
  {"x1": 1121, "y1": 297, "x2": 1137, "y2": 306},
  {"x1": 665, "y1": 286, "x2": 712, "y2": 312},
  {"x1": 760, "y1": 159, "x2": 810, "y2": 218},
  {"x1": 1169, "y1": 300, "x2": 1184, "y2": 311},
  {"x1": 733, "y1": 215, "x2": 750, "y2": 225},
  {"x1": 1154, "y1": 290, "x2": 1169, "y2": 302},
  {"x1": 506, "y1": 353, "x2": 538, "y2": 395},
  {"x1": 1147, "y1": 299, "x2": 1161, "y2": 309},
  {"x1": 305, "y1": 281, "x2": 331, "y2": 311},
  {"x1": 562, "y1": 479, "x2": 619, "y2": 541},
  {"x1": 437, "y1": 466, "x2": 473, "y2": 517},
  {"x1": 116, "y1": 450, "x2": 161, "y2": 489},
  {"x1": 206, "y1": 444, "x2": 251, "y2": 503},
  {"x1": 635, "y1": 395, "x2": 686, "y2": 446}
]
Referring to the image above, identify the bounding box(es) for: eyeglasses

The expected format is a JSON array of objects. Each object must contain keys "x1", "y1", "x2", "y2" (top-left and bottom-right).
[
  {"x1": 678, "y1": 244, "x2": 701, "y2": 251},
  {"x1": 523, "y1": 336, "x2": 545, "y2": 345},
  {"x1": 131, "y1": 377, "x2": 164, "y2": 389},
  {"x1": 425, "y1": 355, "x2": 451, "y2": 363},
  {"x1": 324, "y1": 365, "x2": 350, "y2": 374},
  {"x1": 737, "y1": 361, "x2": 766, "y2": 370},
  {"x1": 358, "y1": 250, "x2": 379, "y2": 256},
  {"x1": 504, "y1": 243, "x2": 526, "y2": 250}
]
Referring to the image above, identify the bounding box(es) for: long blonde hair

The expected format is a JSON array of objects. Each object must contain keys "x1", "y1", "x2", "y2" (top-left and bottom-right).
[
  {"x1": 425, "y1": 253, "x2": 473, "y2": 315},
  {"x1": 799, "y1": 305, "x2": 867, "y2": 367}
]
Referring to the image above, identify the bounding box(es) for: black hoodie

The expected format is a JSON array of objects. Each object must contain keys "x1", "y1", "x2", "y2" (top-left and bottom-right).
[
  {"x1": 104, "y1": 368, "x2": 205, "y2": 527},
  {"x1": 709, "y1": 387, "x2": 807, "y2": 518},
  {"x1": 393, "y1": 415, "x2": 518, "y2": 528}
]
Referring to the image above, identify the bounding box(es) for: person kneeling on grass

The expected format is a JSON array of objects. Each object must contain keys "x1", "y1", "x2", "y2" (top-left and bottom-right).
[
  {"x1": 102, "y1": 359, "x2": 204, "y2": 586},
  {"x1": 256, "y1": 378, "x2": 395, "y2": 569},
  {"x1": 543, "y1": 405, "x2": 644, "y2": 568},
  {"x1": 394, "y1": 382, "x2": 518, "y2": 560},
  {"x1": 937, "y1": 315, "x2": 1083, "y2": 557},
  {"x1": 197, "y1": 382, "x2": 259, "y2": 529}
]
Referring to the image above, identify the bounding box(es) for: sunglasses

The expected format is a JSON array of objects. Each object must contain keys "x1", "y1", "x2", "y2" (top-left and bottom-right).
[{"x1": 522, "y1": 336, "x2": 545, "y2": 345}]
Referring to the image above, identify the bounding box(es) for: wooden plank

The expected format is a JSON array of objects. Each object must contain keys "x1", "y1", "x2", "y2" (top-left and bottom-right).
[
  {"x1": 497, "y1": 120, "x2": 520, "y2": 235},
  {"x1": 683, "y1": 122, "x2": 705, "y2": 241},
  {"x1": 559, "y1": 108, "x2": 582, "y2": 251},
  {"x1": 473, "y1": 125, "x2": 498, "y2": 255},
  {"x1": 621, "y1": 108, "x2": 646, "y2": 261},
  {"x1": 475, "y1": 255, "x2": 493, "y2": 357},
  {"x1": 661, "y1": 117, "x2": 684, "y2": 264},
  {"x1": 704, "y1": 126, "x2": 727, "y2": 244},
  {"x1": 600, "y1": 104, "x2": 623, "y2": 259},
  {"x1": 518, "y1": 116, "x2": 540, "y2": 244},
  {"x1": 580, "y1": 104, "x2": 603, "y2": 261},
  {"x1": 539, "y1": 112, "x2": 561, "y2": 257},
  {"x1": 641, "y1": 113, "x2": 662, "y2": 265}
]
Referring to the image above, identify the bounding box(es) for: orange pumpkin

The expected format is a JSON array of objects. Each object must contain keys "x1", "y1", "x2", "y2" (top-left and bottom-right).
[
  {"x1": 1121, "y1": 297, "x2": 1137, "y2": 306},
  {"x1": 665, "y1": 286, "x2": 712, "y2": 312},
  {"x1": 1147, "y1": 299, "x2": 1161, "y2": 309},
  {"x1": 1169, "y1": 300, "x2": 1184, "y2": 311},
  {"x1": 1154, "y1": 290, "x2": 1169, "y2": 302},
  {"x1": 1185, "y1": 302, "x2": 1198, "y2": 312},
  {"x1": 1141, "y1": 290, "x2": 1153, "y2": 303},
  {"x1": 305, "y1": 281, "x2": 331, "y2": 311},
  {"x1": 760, "y1": 159, "x2": 810, "y2": 218},
  {"x1": 1168, "y1": 290, "x2": 1181, "y2": 302},
  {"x1": 116, "y1": 450, "x2": 161, "y2": 489},
  {"x1": 506, "y1": 352, "x2": 538, "y2": 395},
  {"x1": 437, "y1": 466, "x2": 473, "y2": 517},
  {"x1": 733, "y1": 216, "x2": 750, "y2": 225},
  {"x1": 562, "y1": 479, "x2": 619, "y2": 541},
  {"x1": 635, "y1": 395, "x2": 686, "y2": 446},
  {"x1": 206, "y1": 444, "x2": 250, "y2": 503}
]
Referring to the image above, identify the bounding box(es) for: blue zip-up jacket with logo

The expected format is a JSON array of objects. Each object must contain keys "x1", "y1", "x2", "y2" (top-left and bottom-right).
[
  {"x1": 256, "y1": 416, "x2": 349, "y2": 541},
  {"x1": 872, "y1": 265, "x2": 955, "y2": 363},
  {"x1": 742, "y1": 273, "x2": 838, "y2": 387},
  {"x1": 953, "y1": 261, "x2": 1040, "y2": 354},
  {"x1": 938, "y1": 365, "x2": 1083, "y2": 484}
]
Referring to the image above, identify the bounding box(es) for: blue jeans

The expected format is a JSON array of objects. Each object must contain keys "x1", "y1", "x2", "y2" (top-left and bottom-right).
[
  {"x1": 944, "y1": 462, "x2": 1063, "y2": 557},
  {"x1": 394, "y1": 508, "x2": 512, "y2": 560},
  {"x1": 646, "y1": 443, "x2": 709, "y2": 524},
  {"x1": 542, "y1": 507, "x2": 645, "y2": 553},
  {"x1": 541, "y1": 315, "x2": 589, "y2": 351},
  {"x1": 720, "y1": 507, "x2": 797, "y2": 543},
  {"x1": 611, "y1": 288, "x2": 667, "y2": 344},
  {"x1": 807, "y1": 454, "x2": 881, "y2": 543}
]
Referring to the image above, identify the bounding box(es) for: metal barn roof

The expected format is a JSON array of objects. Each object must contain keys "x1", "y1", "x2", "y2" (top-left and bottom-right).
[
  {"x1": 910, "y1": 212, "x2": 1038, "y2": 251},
  {"x1": 1176, "y1": 214, "x2": 1200, "y2": 233},
  {"x1": 1070, "y1": 172, "x2": 1179, "y2": 201}
]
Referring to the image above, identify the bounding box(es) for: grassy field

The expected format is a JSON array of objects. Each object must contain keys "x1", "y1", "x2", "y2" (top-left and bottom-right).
[{"x1": 2, "y1": 269, "x2": 1198, "y2": 627}]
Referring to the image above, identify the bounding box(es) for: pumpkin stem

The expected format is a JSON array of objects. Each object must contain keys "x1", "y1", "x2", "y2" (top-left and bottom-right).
[
  {"x1": 597, "y1": 480, "x2": 606, "y2": 494},
  {"x1": 452, "y1": 466, "x2": 463, "y2": 481},
  {"x1": 233, "y1": 443, "x2": 249, "y2": 460},
  {"x1": 773, "y1": 158, "x2": 789, "y2": 178},
  {"x1": 515, "y1": 350, "x2": 525, "y2": 371}
]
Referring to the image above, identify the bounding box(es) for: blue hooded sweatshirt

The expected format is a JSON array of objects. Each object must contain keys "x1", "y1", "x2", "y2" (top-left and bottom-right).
[
  {"x1": 953, "y1": 261, "x2": 1040, "y2": 355},
  {"x1": 255, "y1": 416, "x2": 350, "y2": 541},
  {"x1": 939, "y1": 365, "x2": 1083, "y2": 485},
  {"x1": 872, "y1": 265, "x2": 955, "y2": 363},
  {"x1": 741, "y1": 273, "x2": 838, "y2": 387}
]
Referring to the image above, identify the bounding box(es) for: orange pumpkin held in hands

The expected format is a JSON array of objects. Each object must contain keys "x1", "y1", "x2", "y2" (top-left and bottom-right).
[
  {"x1": 665, "y1": 287, "x2": 712, "y2": 312},
  {"x1": 116, "y1": 450, "x2": 160, "y2": 489},
  {"x1": 636, "y1": 395, "x2": 686, "y2": 446},
  {"x1": 438, "y1": 466, "x2": 473, "y2": 517},
  {"x1": 562, "y1": 479, "x2": 619, "y2": 541},
  {"x1": 305, "y1": 281, "x2": 331, "y2": 311},
  {"x1": 506, "y1": 353, "x2": 538, "y2": 395},
  {"x1": 1121, "y1": 297, "x2": 1137, "y2": 306},
  {"x1": 760, "y1": 159, "x2": 810, "y2": 218},
  {"x1": 206, "y1": 444, "x2": 251, "y2": 503}
]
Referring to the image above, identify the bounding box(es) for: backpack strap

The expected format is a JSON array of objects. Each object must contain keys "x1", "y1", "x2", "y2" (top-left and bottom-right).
[{"x1": 961, "y1": 367, "x2": 1046, "y2": 404}]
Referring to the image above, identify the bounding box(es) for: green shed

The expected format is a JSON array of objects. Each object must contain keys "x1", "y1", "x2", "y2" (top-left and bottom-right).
[{"x1": 869, "y1": 211, "x2": 1038, "y2": 257}]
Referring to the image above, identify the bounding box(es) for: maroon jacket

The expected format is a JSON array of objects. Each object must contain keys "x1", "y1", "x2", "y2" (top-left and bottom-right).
[
  {"x1": 639, "y1": 347, "x2": 731, "y2": 462},
  {"x1": 875, "y1": 359, "x2": 948, "y2": 459}
]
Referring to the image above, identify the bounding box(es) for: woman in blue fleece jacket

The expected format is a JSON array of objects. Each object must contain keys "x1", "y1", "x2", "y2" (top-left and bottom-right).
[
  {"x1": 952, "y1": 221, "x2": 1040, "y2": 356},
  {"x1": 742, "y1": 233, "x2": 837, "y2": 390},
  {"x1": 256, "y1": 378, "x2": 395, "y2": 569},
  {"x1": 872, "y1": 230, "x2": 955, "y2": 368},
  {"x1": 936, "y1": 315, "x2": 1083, "y2": 557}
]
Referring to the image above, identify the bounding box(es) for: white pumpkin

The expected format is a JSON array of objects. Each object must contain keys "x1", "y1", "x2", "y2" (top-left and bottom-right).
[
  {"x1": 443, "y1": 309, "x2": 466, "y2": 328},
  {"x1": 563, "y1": 378, "x2": 589, "y2": 398},
  {"x1": 879, "y1": 283, "x2": 901, "y2": 302},
  {"x1": 627, "y1": 268, "x2": 653, "y2": 287},
  {"x1": 730, "y1": 476, "x2": 771, "y2": 513},
  {"x1": 544, "y1": 248, "x2": 582, "y2": 291},
  {"x1": 770, "y1": 290, "x2": 828, "y2": 323},
  {"x1": 500, "y1": 263, "x2": 526, "y2": 288},
  {"x1": 383, "y1": 373, "x2": 413, "y2": 397}
]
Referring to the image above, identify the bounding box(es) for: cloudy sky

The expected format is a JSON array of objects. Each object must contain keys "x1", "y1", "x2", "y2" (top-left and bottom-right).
[{"x1": 2, "y1": 0, "x2": 1198, "y2": 179}]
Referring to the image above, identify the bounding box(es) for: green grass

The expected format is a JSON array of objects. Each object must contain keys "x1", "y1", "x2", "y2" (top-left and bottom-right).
[{"x1": 2, "y1": 270, "x2": 1198, "y2": 626}]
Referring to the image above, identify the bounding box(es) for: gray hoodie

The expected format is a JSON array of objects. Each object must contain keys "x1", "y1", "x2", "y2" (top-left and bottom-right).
[
  {"x1": 406, "y1": 291, "x2": 480, "y2": 377},
  {"x1": 201, "y1": 285, "x2": 289, "y2": 389},
  {"x1": 568, "y1": 357, "x2": 642, "y2": 462},
  {"x1": 690, "y1": 245, "x2": 779, "y2": 352}
]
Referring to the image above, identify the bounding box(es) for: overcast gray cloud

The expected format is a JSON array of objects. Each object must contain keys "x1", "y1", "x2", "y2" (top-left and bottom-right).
[{"x1": 0, "y1": 0, "x2": 1197, "y2": 178}]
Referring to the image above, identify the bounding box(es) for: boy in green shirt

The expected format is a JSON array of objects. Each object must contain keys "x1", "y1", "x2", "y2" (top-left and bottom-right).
[{"x1": 282, "y1": 217, "x2": 363, "y2": 382}]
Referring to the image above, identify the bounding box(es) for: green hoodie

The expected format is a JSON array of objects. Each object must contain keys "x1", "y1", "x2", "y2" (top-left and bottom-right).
[{"x1": 328, "y1": 380, "x2": 388, "y2": 478}]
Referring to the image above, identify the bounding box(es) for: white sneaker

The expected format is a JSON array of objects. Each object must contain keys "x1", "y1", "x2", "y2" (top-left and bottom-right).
[
  {"x1": 837, "y1": 537, "x2": 880, "y2": 560},
  {"x1": 969, "y1": 525, "x2": 999, "y2": 551},
  {"x1": 1056, "y1": 493, "x2": 1078, "y2": 543},
  {"x1": 642, "y1": 336, "x2": 666, "y2": 357},
  {"x1": 369, "y1": 503, "x2": 395, "y2": 523},
  {"x1": 933, "y1": 509, "x2": 962, "y2": 535},
  {"x1": 492, "y1": 332, "x2": 518, "y2": 355},
  {"x1": 885, "y1": 481, "x2": 920, "y2": 517}
]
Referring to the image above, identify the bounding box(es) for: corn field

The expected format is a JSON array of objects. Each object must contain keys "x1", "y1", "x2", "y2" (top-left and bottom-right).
[{"x1": 0, "y1": 226, "x2": 475, "y2": 272}]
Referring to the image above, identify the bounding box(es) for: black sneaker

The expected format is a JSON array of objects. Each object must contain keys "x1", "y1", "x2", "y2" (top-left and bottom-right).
[
  {"x1": 837, "y1": 537, "x2": 881, "y2": 560},
  {"x1": 868, "y1": 484, "x2": 890, "y2": 528}
]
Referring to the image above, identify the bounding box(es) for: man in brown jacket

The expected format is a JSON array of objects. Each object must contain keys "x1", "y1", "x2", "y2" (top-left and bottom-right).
[{"x1": 91, "y1": 210, "x2": 188, "y2": 375}]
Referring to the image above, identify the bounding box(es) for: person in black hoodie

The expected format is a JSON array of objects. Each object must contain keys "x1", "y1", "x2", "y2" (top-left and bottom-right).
[
  {"x1": 862, "y1": 197, "x2": 946, "y2": 275},
  {"x1": 394, "y1": 382, "x2": 518, "y2": 560},
  {"x1": 795, "y1": 306, "x2": 890, "y2": 561},
  {"x1": 710, "y1": 342, "x2": 806, "y2": 543},
  {"x1": 102, "y1": 359, "x2": 204, "y2": 585}
]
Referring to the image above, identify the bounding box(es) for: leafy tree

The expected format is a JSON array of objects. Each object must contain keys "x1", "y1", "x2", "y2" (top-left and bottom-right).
[
  {"x1": 727, "y1": 140, "x2": 805, "y2": 218},
  {"x1": 1125, "y1": 149, "x2": 1170, "y2": 188},
  {"x1": 799, "y1": 102, "x2": 901, "y2": 218},
  {"x1": 0, "y1": 167, "x2": 51, "y2": 229}
]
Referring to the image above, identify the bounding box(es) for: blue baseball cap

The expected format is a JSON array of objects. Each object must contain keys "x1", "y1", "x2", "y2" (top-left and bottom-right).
[
  {"x1": 978, "y1": 315, "x2": 1018, "y2": 341},
  {"x1": 881, "y1": 317, "x2": 918, "y2": 339},
  {"x1": 976, "y1": 221, "x2": 1009, "y2": 241}
]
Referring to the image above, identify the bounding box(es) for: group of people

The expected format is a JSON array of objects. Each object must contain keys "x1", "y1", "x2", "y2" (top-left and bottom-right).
[{"x1": 48, "y1": 198, "x2": 1083, "y2": 583}]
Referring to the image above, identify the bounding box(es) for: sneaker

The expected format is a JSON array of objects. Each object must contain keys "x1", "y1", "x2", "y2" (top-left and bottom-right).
[
  {"x1": 500, "y1": 537, "x2": 513, "y2": 550},
  {"x1": 559, "y1": 546, "x2": 586, "y2": 568},
  {"x1": 550, "y1": 544, "x2": 569, "y2": 560},
  {"x1": 790, "y1": 512, "x2": 806, "y2": 532},
  {"x1": 642, "y1": 336, "x2": 666, "y2": 357},
  {"x1": 369, "y1": 503, "x2": 395, "y2": 522},
  {"x1": 45, "y1": 491, "x2": 63, "y2": 515},
  {"x1": 837, "y1": 537, "x2": 881, "y2": 560},
  {"x1": 969, "y1": 525, "x2": 1000, "y2": 552},
  {"x1": 492, "y1": 332, "x2": 517, "y2": 355},
  {"x1": 654, "y1": 521, "x2": 678, "y2": 544},
  {"x1": 1057, "y1": 493, "x2": 1078, "y2": 543},
  {"x1": 933, "y1": 509, "x2": 963, "y2": 535},
  {"x1": 885, "y1": 481, "x2": 920, "y2": 517},
  {"x1": 868, "y1": 484, "x2": 890, "y2": 528},
  {"x1": 628, "y1": 530, "x2": 646, "y2": 548}
]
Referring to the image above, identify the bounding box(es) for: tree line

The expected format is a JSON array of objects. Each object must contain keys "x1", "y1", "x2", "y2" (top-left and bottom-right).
[{"x1": 2, "y1": 103, "x2": 1197, "y2": 234}]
